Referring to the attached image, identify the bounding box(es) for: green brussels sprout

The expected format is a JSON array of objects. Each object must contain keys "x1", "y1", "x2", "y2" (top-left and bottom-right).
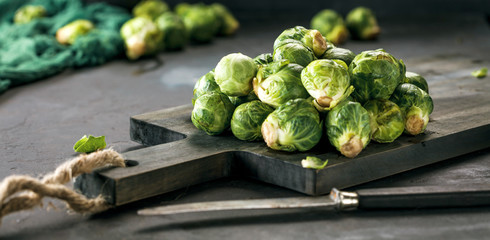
[
  {"x1": 273, "y1": 41, "x2": 316, "y2": 67},
  {"x1": 346, "y1": 7, "x2": 381, "y2": 40},
  {"x1": 320, "y1": 47, "x2": 356, "y2": 66},
  {"x1": 155, "y1": 12, "x2": 187, "y2": 50},
  {"x1": 214, "y1": 53, "x2": 257, "y2": 97},
  {"x1": 229, "y1": 91, "x2": 259, "y2": 107},
  {"x1": 192, "y1": 70, "x2": 220, "y2": 105},
  {"x1": 326, "y1": 100, "x2": 371, "y2": 158},
  {"x1": 310, "y1": 9, "x2": 349, "y2": 45},
  {"x1": 56, "y1": 19, "x2": 95, "y2": 45},
  {"x1": 262, "y1": 98, "x2": 323, "y2": 152},
  {"x1": 174, "y1": 3, "x2": 191, "y2": 16},
  {"x1": 253, "y1": 53, "x2": 274, "y2": 66},
  {"x1": 389, "y1": 83, "x2": 434, "y2": 136},
  {"x1": 132, "y1": 0, "x2": 169, "y2": 20},
  {"x1": 363, "y1": 99, "x2": 404, "y2": 143},
  {"x1": 192, "y1": 92, "x2": 235, "y2": 135},
  {"x1": 231, "y1": 100, "x2": 274, "y2": 141},
  {"x1": 211, "y1": 3, "x2": 240, "y2": 36},
  {"x1": 301, "y1": 59, "x2": 354, "y2": 112},
  {"x1": 120, "y1": 17, "x2": 164, "y2": 60},
  {"x1": 14, "y1": 5, "x2": 46, "y2": 24},
  {"x1": 403, "y1": 71, "x2": 429, "y2": 94},
  {"x1": 253, "y1": 60, "x2": 309, "y2": 108},
  {"x1": 273, "y1": 26, "x2": 327, "y2": 58},
  {"x1": 349, "y1": 49, "x2": 406, "y2": 103},
  {"x1": 179, "y1": 4, "x2": 220, "y2": 43}
]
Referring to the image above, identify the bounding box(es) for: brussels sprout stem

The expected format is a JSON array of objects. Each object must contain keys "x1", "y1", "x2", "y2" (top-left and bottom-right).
[
  {"x1": 261, "y1": 121, "x2": 277, "y2": 148},
  {"x1": 405, "y1": 115, "x2": 424, "y2": 135},
  {"x1": 340, "y1": 136, "x2": 363, "y2": 158},
  {"x1": 316, "y1": 96, "x2": 332, "y2": 108}
]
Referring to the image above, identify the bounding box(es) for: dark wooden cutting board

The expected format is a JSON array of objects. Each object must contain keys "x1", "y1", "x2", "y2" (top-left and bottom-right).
[{"x1": 75, "y1": 58, "x2": 490, "y2": 206}]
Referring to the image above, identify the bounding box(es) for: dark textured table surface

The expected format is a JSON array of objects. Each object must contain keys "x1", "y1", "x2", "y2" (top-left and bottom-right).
[{"x1": 1, "y1": 12, "x2": 489, "y2": 239}]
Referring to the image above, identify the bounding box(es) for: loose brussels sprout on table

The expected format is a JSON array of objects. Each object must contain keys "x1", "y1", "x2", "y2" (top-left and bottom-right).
[
  {"x1": 214, "y1": 53, "x2": 257, "y2": 97},
  {"x1": 364, "y1": 99, "x2": 404, "y2": 143},
  {"x1": 178, "y1": 3, "x2": 220, "y2": 43},
  {"x1": 301, "y1": 59, "x2": 354, "y2": 112},
  {"x1": 132, "y1": 0, "x2": 169, "y2": 20},
  {"x1": 14, "y1": 5, "x2": 46, "y2": 24},
  {"x1": 253, "y1": 60, "x2": 309, "y2": 108},
  {"x1": 192, "y1": 91, "x2": 235, "y2": 135},
  {"x1": 320, "y1": 47, "x2": 356, "y2": 66},
  {"x1": 349, "y1": 49, "x2": 406, "y2": 103},
  {"x1": 403, "y1": 71, "x2": 429, "y2": 93},
  {"x1": 231, "y1": 100, "x2": 274, "y2": 141},
  {"x1": 56, "y1": 19, "x2": 95, "y2": 45},
  {"x1": 326, "y1": 100, "x2": 371, "y2": 158},
  {"x1": 262, "y1": 98, "x2": 323, "y2": 152},
  {"x1": 346, "y1": 6, "x2": 381, "y2": 40},
  {"x1": 390, "y1": 83, "x2": 434, "y2": 136},
  {"x1": 120, "y1": 17, "x2": 164, "y2": 60},
  {"x1": 155, "y1": 12, "x2": 187, "y2": 50},
  {"x1": 211, "y1": 3, "x2": 240, "y2": 36},
  {"x1": 310, "y1": 9, "x2": 349, "y2": 45}
]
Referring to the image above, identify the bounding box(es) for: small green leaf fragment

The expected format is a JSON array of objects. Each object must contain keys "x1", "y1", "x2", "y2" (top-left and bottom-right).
[
  {"x1": 301, "y1": 156, "x2": 329, "y2": 169},
  {"x1": 73, "y1": 135, "x2": 106, "y2": 153},
  {"x1": 471, "y1": 67, "x2": 487, "y2": 78}
]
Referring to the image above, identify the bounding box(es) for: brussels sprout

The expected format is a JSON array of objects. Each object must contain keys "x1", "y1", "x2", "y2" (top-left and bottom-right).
[
  {"x1": 320, "y1": 47, "x2": 356, "y2": 66},
  {"x1": 326, "y1": 100, "x2": 371, "y2": 158},
  {"x1": 389, "y1": 83, "x2": 434, "y2": 136},
  {"x1": 231, "y1": 100, "x2": 274, "y2": 141},
  {"x1": 301, "y1": 59, "x2": 354, "y2": 112},
  {"x1": 192, "y1": 92, "x2": 235, "y2": 135},
  {"x1": 273, "y1": 41, "x2": 316, "y2": 67},
  {"x1": 262, "y1": 98, "x2": 323, "y2": 152},
  {"x1": 363, "y1": 99, "x2": 404, "y2": 143},
  {"x1": 179, "y1": 4, "x2": 220, "y2": 43},
  {"x1": 253, "y1": 53, "x2": 274, "y2": 66},
  {"x1": 174, "y1": 3, "x2": 191, "y2": 15},
  {"x1": 14, "y1": 5, "x2": 46, "y2": 24},
  {"x1": 214, "y1": 53, "x2": 257, "y2": 97},
  {"x1": 346, "y1": 7, "x2": 380, "y2": 40},
  {"x1": 403, "y1": 71, "x2": 429, "y2": 93},
  {"x1": 273, "y1": 26, "x2": 327, "y2": 58},
  {"x1": 211, "y1": 3, "x2": 239, "y2": 36},
  {"x1": 155, "y1": 12, "x2": 187, "y2": 50},
  {"x1": 120, "y1": 17, "x2": 164, "y2": 60},
  {"x1": 310, "y1": 9, "x2": 349, "y2": 45},
  {"x1": 192, "y1": 70, "x2": 220, "y2": 105},
  {"x1": 132, "y1": 0, "x2": 169, "y2": 20},
  {"x1": 229, "y1": 91, "x2": 259, "y2": 107},
  {"x1": 349, "y1": 49, "x2": 406, "y2": 103},
  {"x1": 56, "y1": 19, "x2": 95, "y2": 45},
  {"x1": 253, "y1": 60, "x2": 309, "y2": 108}
]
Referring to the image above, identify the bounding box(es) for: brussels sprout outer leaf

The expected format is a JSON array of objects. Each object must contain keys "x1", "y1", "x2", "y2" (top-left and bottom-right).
[
  {"x1": 192, "y1": 70, "x2": 220, "y2": 105},
  {"x1": 364, "y1": 99, "x2": 404, "y2": 143},
  {"x1": 471, "y1": 67, "x2": 487, "y2": 78},
  {"x1": 301, "y1": 156, "x2": 329, "y2": 169},
  {"x1": 262, "y1": 99, "x2": 322, "y2": 152},
  {"x1": 254, "y1": 61, "x2": 309, "y2": 108},
  {"x1": 73, "y1": 135, "x2": 107, "y2": 153},
  {"x1": 273, "y1": 41, "x2": 316, "y2": 67},
  {"x1": 214, "y1": 53, "x2": 257, "y2": 97},
  {"x1": 301, "y1": 59, "x2": 354, "y2": 112},
  {"x1": 389, "y1": 83, "x2": 434, "y2": 135},
  {"x1": 192, "y1": 92, "x2": 235, "y2": 135},
  {"x1": 404, "y1": 71, "x2": 429, "y2": 93},
  {"x1": 231, "y1": 100, "x2": 274, "y2": 141},
  {"x1": 326, "y1": 101, "x2": 371, "y2": 158},
  {"x1": 321, "y1": 47, "x2": 356, "y2": 66},
  {"x1": 253, "y1": 53, "x2": 274, "y2": 66}
]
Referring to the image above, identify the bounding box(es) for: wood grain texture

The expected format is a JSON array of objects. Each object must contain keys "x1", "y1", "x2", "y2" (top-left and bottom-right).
[{"x1": 75, "y1": 55, "x2": 490, "y2": 206}]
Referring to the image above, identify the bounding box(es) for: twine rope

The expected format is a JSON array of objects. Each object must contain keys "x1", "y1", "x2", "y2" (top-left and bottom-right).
[{"x1": 0, "y1": 149, "x2": 125, "y2": 224}]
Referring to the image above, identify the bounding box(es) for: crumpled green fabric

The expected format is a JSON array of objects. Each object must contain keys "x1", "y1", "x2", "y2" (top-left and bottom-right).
[{"x1": 0, "y1": 0, "x2": 131, "y2": 94}]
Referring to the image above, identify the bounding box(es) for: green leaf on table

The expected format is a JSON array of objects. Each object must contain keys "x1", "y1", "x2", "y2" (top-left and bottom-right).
[
  {"x1": 471, "y1": 67, "x2": 487, "y2": 78},
  {"x1": 73, "y1": 135, "x2": 106, "y2": 153},
  {"x1": 301, "y1": 156, "x2": 329, "y2": 170}
]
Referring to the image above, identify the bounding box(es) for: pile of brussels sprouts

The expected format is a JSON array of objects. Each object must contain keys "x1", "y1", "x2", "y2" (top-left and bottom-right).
[
  {"x1": 120, "y1": 0, "x2": 239, "y2": 60},
  {"x1": 192, "y1": 26, "x2": 433, "y2": 158},
  {"x1": 311, "y1": 6, "x2": 381, "y2": 45}
]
